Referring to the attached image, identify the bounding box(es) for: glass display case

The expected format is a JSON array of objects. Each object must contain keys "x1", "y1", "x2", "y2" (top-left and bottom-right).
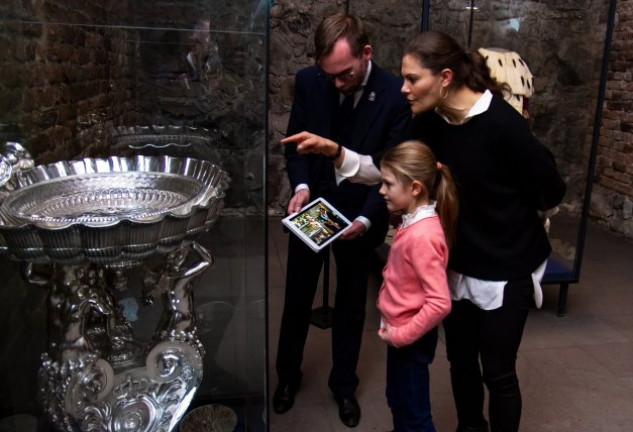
[
  {"x1": 423, "y1": 0, "x2": 616, "y2": 315},
  {"x1": 0, "y1": 1, "x2": 268, "y2": 431}
]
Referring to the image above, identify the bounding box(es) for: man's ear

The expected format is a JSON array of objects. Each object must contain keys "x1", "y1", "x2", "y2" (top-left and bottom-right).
[{"x1": 362, "y1": 44, "x2": 373, "y2": 60}]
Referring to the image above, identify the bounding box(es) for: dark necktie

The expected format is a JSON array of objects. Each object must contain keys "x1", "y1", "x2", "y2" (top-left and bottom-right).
[
  {"x1": 324, "y1": 95, "x2": 355, "y2": 193},
  {"x1": 339, "y1": 94, "x2": 355, "y2": 119},
  {"x1": 334, "y1": 95, "x2": 355, "y2": 142}
]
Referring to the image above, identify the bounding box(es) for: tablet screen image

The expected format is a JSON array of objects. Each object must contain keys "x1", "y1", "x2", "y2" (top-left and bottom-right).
[{"x1": 281, "y1": 198, "x2": 352, "y2": 252}]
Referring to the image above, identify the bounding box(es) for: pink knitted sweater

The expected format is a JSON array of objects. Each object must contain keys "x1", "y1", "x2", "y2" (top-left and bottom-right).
[{"x1": 377, "y1": 215, "x2": 452, "y2": 347}]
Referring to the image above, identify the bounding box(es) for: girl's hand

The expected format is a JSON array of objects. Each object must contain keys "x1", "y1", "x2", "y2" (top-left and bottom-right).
[{"x1": 378, "y1": 323, "x2": 395, "y2": 346}]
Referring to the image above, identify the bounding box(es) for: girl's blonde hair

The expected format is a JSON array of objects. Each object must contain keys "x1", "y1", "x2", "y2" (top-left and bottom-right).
[{"x1": 381, "y1": 140, "x2": 459, "y2": 247}]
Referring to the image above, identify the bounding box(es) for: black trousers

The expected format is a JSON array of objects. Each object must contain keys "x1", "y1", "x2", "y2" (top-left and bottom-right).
[
  {"x1": 443, "y1": 276, "x2": 534, "y2": 432},
  {"x1": 275, "y1": 232, "x2": 375, "y2": 398}
]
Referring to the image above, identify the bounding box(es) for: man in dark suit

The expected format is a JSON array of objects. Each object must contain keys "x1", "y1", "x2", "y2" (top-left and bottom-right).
[{"x1": 275, "y1": 13, "x2": 411, "y2": 428}]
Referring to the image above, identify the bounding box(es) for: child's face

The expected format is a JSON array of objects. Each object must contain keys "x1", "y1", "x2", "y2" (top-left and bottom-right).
[{"x1": 379, "y1": 167, "x2": 417, "y2": 213}]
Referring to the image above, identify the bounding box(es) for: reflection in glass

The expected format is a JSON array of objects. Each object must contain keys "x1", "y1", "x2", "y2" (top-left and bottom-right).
[{"x1": 0, "y1": 0, "x2": 268, "y2": 430}]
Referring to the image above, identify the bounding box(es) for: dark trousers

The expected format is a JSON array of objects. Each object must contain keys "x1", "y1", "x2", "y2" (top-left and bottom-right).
[
  {"x1": 443, "y1": 277, "x2": 534, "y2": 432},
  {"x1": 275, "y1": 232, "x2": 374, "y2": 398},
  {"x1": 386, "y1": 327, "x2": 438, "y2": 432}
]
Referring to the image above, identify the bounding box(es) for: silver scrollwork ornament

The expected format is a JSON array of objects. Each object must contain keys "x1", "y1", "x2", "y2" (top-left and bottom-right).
[
  {"x1": 0, "y1": 152, "x2": 223, "y2": 432},
  {"x1": 39, "y1": 340, "x2": 203, "y2": 432}
]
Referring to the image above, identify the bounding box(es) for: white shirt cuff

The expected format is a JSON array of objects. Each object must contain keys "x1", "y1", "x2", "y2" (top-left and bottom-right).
[
  {"x1": 334, "y1": 148, "x2": 382, "y2": 186},
  {"x1": 532, "y1": 260, "x2": 547, "y2": 309},
  {"x1": 294, "y1": 184, "x2": 309, "y2": 194},
  {"x1": 335, "y1": 149, "x2": 360, "y2": 185},
  {"x1": 355, "y1": 216, "x2": 371, "y2": 230}
]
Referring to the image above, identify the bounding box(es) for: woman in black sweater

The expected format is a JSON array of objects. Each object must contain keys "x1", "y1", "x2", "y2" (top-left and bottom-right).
[{"x1": 399, "y1": 31, "x2": 566, "y2": 432}]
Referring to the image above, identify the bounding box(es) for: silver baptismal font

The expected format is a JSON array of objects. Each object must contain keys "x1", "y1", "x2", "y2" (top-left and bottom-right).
[{"x1": 0, "y1": 143, "x2": 229, "y2": 432}]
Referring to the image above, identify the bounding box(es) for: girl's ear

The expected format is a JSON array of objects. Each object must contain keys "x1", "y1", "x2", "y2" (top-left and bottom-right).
[{"x1": 411, "y1": 180, "x2": 423, "y2": 197}]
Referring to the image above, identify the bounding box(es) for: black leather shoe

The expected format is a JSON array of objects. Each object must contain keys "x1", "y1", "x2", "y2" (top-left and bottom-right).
[
  {"x1": 335, "y1": 397, "x2": 360, "y2": 427},
  {"x1": 273, "y1": 383, "x2": 297, "y2": 414}
]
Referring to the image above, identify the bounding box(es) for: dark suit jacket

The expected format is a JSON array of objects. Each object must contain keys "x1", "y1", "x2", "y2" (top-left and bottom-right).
[{"x1": 284, "y1": 63, "x2": 411, "y2": 246}]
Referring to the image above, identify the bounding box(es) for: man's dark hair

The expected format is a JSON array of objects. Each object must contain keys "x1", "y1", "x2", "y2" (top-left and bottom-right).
[{"x1": 314, "y1": 13, "x2": 368, "y2": 63}]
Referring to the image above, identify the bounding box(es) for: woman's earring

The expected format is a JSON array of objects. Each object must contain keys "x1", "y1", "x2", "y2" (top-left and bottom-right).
[{"x1": 439, "y1": 85, "x2": 449, "y2": 99}]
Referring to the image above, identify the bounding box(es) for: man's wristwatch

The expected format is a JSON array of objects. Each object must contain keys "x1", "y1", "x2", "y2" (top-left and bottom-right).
[{"x1": 328, "y1": 143, "x2": 342, "y2": 160}]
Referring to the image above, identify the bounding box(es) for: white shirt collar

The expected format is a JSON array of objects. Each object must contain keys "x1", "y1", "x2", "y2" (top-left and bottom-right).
[
  {"x1": 361, "y1": 60, "x2": 372, "y2": 88},
  {"x1": 436, "y1": 89, "x2": 492, "y2": 124},
  {"x1": 400, "y1": 201, "x2": 437, "y2": 228}
]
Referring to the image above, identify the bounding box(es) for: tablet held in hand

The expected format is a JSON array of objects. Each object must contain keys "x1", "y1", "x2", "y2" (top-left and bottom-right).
[{"x1": 281, "y1": 197, "x2": 351, "y2": 252}]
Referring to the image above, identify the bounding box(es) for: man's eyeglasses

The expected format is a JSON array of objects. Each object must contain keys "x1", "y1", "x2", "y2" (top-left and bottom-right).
[
  {"x1": 319, "y1": 55, "x2": 363, "y2": 82},
  {"x1": 321, "y1": 68, "x2": 356, "y2": 82}
]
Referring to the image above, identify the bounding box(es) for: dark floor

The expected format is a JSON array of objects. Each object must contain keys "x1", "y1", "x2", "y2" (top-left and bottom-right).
[{"x1": 268, "y1": 218, "x2": 633, "y2": 432}]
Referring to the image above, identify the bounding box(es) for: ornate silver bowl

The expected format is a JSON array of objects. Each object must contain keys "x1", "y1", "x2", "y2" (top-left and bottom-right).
[{"x1": 0, "y1": 155, "x2": 229, "y2": 264}]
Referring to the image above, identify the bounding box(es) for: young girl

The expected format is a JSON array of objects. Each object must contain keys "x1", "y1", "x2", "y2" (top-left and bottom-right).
[{"x1": 377, "y1": 140, "x2": 458, "y2": 432}]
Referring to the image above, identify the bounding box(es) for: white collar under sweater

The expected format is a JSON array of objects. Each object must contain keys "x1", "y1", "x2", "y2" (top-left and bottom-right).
[
  {"x1": 435, "y1": 89, "x2": 492, "y2": 125},
  {"x1": 400, "y1": 201, "x2": 437, "y2": 228}
]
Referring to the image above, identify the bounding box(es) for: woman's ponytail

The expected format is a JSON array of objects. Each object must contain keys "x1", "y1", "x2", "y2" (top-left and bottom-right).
[{"x1": 462, "y1": 49, "x2": 510, "y2": 98}]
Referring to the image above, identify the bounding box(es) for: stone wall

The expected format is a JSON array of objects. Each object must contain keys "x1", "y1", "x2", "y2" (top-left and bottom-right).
[
  {"x1": 0, "y1": 0, "x2": 136, "y2": 163},
  {"x1": 595, "y1": 0, "x2": 633, "y2": 237}
]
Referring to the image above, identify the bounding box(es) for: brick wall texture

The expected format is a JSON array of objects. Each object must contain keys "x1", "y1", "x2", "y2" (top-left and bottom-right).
[
  {"x1": 0, "y1": 0, "x2": 136, "y2": 163},
  {"x1": 596, "y1": 0, "x2": 633, "y2": 237}
]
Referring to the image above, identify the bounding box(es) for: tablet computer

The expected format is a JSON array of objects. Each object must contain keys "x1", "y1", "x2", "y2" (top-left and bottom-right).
[{"x1": 281, "y1": 197, "x2": 352, "y2": 252}]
